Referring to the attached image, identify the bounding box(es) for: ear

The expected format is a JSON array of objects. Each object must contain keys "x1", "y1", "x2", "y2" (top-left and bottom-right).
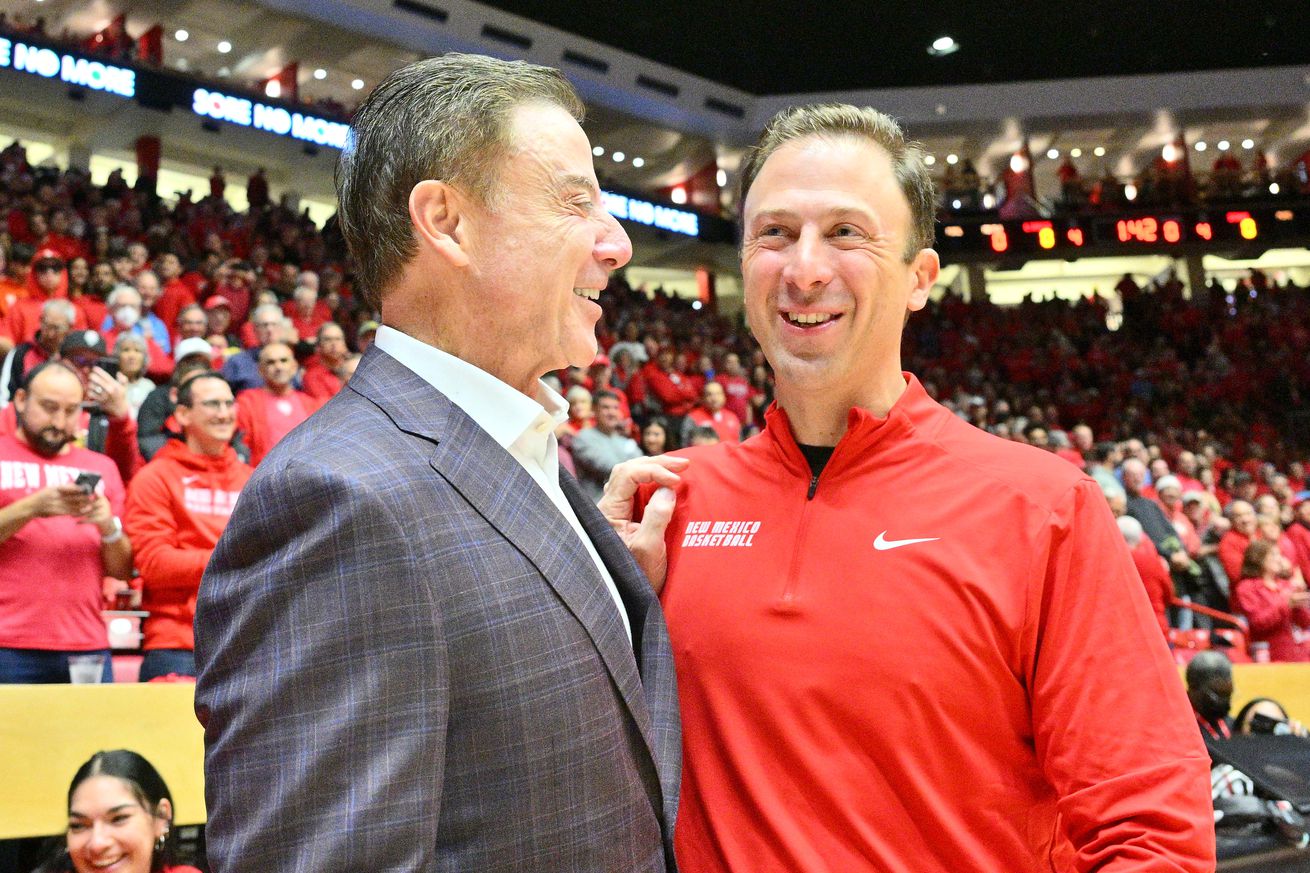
[
  {"x1": 409, "y1": 180, "x2": 470, "y2": 269},
  {"x1": 173, "y1": 402, "x2": 193, "y2": 430},
  {"x1": 905, "y1": 248, "x2": 940, "y2": 313},
  {"x1": 154, "y1": 797, "x2": 173, "y2": 836}
]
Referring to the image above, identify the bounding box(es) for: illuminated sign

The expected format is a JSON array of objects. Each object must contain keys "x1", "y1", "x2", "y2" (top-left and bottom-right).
[
  {"x1": 191, "y1": 88, "x2": 350, "y2": 149},
  {"x1": 602, "y1": 191, "x2": 699, "y2": 237},
  {"x1": 0, "y1": 37, "x2": 135, "y2": 97}
]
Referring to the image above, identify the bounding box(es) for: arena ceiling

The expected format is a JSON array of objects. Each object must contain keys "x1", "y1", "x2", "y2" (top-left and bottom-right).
[{"x1": 475, "y1": 1, "x2": 1310, "y2": 96}]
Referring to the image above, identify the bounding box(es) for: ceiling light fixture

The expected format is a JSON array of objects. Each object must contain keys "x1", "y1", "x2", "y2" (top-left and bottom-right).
[
  {"x1": 592, "y1": 146, "x2": 604, "y2": 157},
  {"x1": 1217, "y1": 140, "x2": 1230, "y2": 151},
  {"x1": 175, "y1": 29, "x2": 189, "y2": 42},
  {"x1": 313, "y1": 68, "x2": 327, "y2": 80},
  {"x1": 1194, "y1": 141, "x2": 1207, "y2": 152},
  {"x1": 946, "y1": 153, "x2": 958, "y2": 165},
  {"x1": 715, "y1": 169, "x2": 726, "y2": 186},
  {"x1": 265, "y1": 80, "x2": 281, "y2": 98},
  {"x1": 671, "y1": 186, "x2": 687, "y2": 205},
  {"x1": 1047, "y1": 148, "x2": 1059, "y2": 160},
  {"x1": 924, "y1": 155, "x2": 936, "y2": 166},
  {"x1": 1242, "y1": 138, "x2": 1255, "y2": 150},
  {"x1": 927, "y1": 36, "x2": 959, "y2": 57},
  {"x1": 633, "y1": 157, "x2": 645, "y2": 168},
  {"x1": 612, "y1": 151, "x2": 625, "y2": 162},
  {"x1": 351, "y1": 78, "x2": 364, "y2": 90},
  {"x1": 1070, "y1": 148, "x2": 1082, "y2": 158},
  {"x1": 1094, "y1": 146, "x2": 1106, "y2": 157},
  {"x1": 217, "y1": 40, "x2": 232, "y2": 54}
]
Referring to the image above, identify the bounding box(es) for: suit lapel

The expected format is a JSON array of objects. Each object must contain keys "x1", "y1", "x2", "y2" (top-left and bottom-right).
[{"x1": 349, "y1": 348, "x2": 663, "y2": 797}]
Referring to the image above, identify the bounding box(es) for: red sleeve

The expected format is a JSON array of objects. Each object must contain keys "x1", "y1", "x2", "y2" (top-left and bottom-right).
[
  {"x1": 1218, "y1": 534, "x2": 1246, "y2": 584},
  {"x1": 1027, "y1": 479, "x2": 1214, "y2": 871},
  {"x1": 1233, "y1": 579, "x2": 1291, "y2": 634},
  {"x1": 104, "y1": 414, "x2": 144, "y2": 483},
  {"x1": 145, "y1": 338, "x2": 174, "y2": 381},
  {"x1": 124, "y1": 466, "x2": 209, "y2": 592}
]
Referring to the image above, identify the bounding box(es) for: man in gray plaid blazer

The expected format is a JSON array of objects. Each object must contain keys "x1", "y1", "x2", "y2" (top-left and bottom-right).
[{"x1": 195, "y1": 54, "x2": 680, "y2": 872}]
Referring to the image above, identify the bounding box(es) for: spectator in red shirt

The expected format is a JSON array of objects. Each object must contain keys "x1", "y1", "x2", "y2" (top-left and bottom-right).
[
  {"x1": 0, "y1": 298, "x2": 74, "y2": 406},
  {"x1": 152, "y1": 252, "x2": 195, "y2": 340},
  {"x1": 1233, "y1": 539, "x2": 1310, "y2": 662},
  {"x1": 283, "y1": 284, "x2": 331, "y2": 342},
  {"x1": 0, "y1": 362, "x2": 132, "y2": 683},
  {"x1": 717, "y1": 352, "x2": 752, "y2": 425},
  {"x1": 5, "y1": 248, "x2": 86, "y2": 347},
  {"x1": 1287, "y1": 496, "x2": 1310, "y2": 579},
  {"x1": 301, "y1": 322, "x2": 348, "y2": 402},
  {"x1": 1119, "y1": 515, "x2": 1173, "y2": 636},
  {"x1": 125, "y1": 371, "x2": 252, "y2": 681},
  {"x1": 1219, "y1": 500, "x2": 1258, "y2": 585},
  {"x1": 235, "y1": 342, "x2": 320, "y2": 466},
  {"x1": 641, "y1": 345, "x2": 698, "y2": 417},
  {"x1": 681, "y1": 381, "x2": 742, "y2": 445}
]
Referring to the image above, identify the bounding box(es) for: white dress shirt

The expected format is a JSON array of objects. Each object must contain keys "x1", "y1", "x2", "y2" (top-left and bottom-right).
[{"x1": 375, "y1": 326, "x2": 632, "y2": 643}]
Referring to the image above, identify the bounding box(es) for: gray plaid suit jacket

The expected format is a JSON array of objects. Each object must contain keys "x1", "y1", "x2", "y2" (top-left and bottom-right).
[{"x1": 195, "y1": 346, "x2": 681, "y2": 872}]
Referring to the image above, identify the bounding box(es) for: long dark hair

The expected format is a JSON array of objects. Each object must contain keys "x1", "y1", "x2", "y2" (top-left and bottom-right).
[{"x1": 36, "y1": 750, "x2": 178, "y2": 873}]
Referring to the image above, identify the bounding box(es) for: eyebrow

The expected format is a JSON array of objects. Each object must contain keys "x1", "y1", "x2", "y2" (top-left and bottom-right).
[
  {"x1": 750, "y1": 206, "x2": 879, "y2": 226},
  {"x1": 69, "y1": 804, "x2": 136, "y2": 819},
  {"x1": 555, "y1": 174, "x2": 599, "y2": 196}
]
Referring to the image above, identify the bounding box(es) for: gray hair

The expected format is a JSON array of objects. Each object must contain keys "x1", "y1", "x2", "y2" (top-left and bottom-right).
[
  {"x1": 113, "y1": 331, "x2": 150, "y2": 368},
  {"x1": 738, "y1": 103, "x2": 936, "y2": 259},
  {"x1": 250, "y1": 303, "x2": 284, "y2": 324},
  {"x1": 106, "y1": 283, "x2": 141, "y2": 308},
  {"x1": 1116, "y1": 515, "x2": 1144, "y2": 547},
  {"x1": 336, "y1": 52, "x2": 585, "y2": 310},
  {"x1": 40, "y1": 298, "x2": 77, "y2": 324}
]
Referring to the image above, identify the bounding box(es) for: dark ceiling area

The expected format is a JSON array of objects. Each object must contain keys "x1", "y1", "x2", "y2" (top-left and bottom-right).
[{"x1": 479, "y1": 1, "x2": 1310, "y2": 95}]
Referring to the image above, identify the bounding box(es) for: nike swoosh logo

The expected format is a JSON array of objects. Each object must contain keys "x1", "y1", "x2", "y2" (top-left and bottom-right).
[
  {"x1": 874, "y1": 531, "x2": 940, "y2": 551},
  {"x1": 181, "y1": 476, "x2": 199, "y2": 485}
]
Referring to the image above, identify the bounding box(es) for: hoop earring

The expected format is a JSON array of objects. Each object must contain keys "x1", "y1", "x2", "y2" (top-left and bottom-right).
[{"x1": 155, "y1": 826, "x2": 169, "y2": 852}]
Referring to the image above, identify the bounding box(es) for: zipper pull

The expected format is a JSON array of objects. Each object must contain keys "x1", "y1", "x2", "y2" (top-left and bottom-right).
[{"x1": 807, "y1": 473, "x2": 819, "y2": 500}]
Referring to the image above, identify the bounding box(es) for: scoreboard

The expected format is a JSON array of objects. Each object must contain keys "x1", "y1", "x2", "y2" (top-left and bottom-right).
[{"x1": 935, "y1": 204, "x2": 1310, "y2": 264}]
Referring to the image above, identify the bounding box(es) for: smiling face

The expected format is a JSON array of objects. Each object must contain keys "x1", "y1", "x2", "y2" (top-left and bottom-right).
[
  {"x1": 66, "y1": 775, "x2": 168, "y2": 873},
  {"x1": 456, "y1": 102, "x2": 632, "y2": 392},
  {"x1": 741, "y1": 134, "x2": 937, "y2": 406}
]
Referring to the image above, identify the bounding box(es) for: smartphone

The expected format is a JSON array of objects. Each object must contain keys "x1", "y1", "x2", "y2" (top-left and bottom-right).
[
  {"x1": 73, "y1": 471, "x2": 102, "y2": 495},
  {"x1": 95, "y1": 356, "x2": 119, "y2": 379},
  {"x1": 1250, "y1": 712, "x2": 1290, "y2": 735}
]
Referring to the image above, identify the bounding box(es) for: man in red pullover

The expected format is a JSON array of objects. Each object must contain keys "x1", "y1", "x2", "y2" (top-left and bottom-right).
[
  {"x1": 607, "y1": 105, "x2": 1213, "y2": 871},
  {"x1": 300, "y1": 322, "x2": 348, "y2": 401},
  {"x1": 235, "y1": 341, "x2": 320, "y2": 465},
  {"x1": 125, "y1": 371, "x2": 252, "y2": 680}
]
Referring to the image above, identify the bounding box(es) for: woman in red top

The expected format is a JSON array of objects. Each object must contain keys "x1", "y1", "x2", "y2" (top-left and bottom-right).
[
  {"x1": 1233, "y1": 539, "x2": 1310, "y2": 662},
  {"x1": 41, "y1": 749, "x2": 202, "y2": 873}
]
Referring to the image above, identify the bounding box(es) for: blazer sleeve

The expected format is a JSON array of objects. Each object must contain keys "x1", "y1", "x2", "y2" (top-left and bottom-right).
[{"x1": 194, "y1": 459, "x2": 448, "y2": 872}]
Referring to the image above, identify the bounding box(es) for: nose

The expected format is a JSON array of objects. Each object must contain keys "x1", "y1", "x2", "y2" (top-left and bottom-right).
[
  {"x1": 596, "y1": 212, "x2": 633, "y2": 271},
  {"x1": 85, "y1": 820, "x2": 114, "y2": 852},
  {"x1": 781, "y1": 226, "x2": 833, "y2": 292}
]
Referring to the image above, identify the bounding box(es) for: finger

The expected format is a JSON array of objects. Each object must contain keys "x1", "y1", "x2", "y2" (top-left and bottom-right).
[
  {"x1": 637, "y1": 487, "x2": 677, "y2": 541},
  {"x1": 605, "y1": 459, "x2": 687, "y2": 499}
]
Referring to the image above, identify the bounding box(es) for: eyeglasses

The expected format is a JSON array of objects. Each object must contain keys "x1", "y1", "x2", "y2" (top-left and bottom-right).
[
  {"x1": 34, "y1": 262, "x2": 63, "y2": 273},
  {"x1": 187, "y1": 399, "x2": 237, "y2": 411}
]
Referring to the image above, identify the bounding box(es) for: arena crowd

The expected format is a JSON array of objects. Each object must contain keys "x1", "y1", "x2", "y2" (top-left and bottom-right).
[{"x1": 0, "y1": 139, "x2": 1308, "y2": 687}]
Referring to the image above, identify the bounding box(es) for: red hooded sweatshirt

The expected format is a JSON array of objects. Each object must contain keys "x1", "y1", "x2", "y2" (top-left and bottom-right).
[
  {"x1": 124, "y1": 439, "x2": 252, "y2": 650},
  {"x1": 4, "y1": 246, "x2": 87, "y2": 344}
]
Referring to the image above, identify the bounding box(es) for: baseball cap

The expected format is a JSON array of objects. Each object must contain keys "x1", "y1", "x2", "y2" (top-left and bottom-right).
[
  {"x1": 1155, "y1": 475, "x2": 1181, "y2": 494},
  {"x1": 1182, "y1": 491, "x2": 1206, "y2": 505},
  {"x1": 174, "y1": 336, "x2": 214, "y2": 362},
  {"x1": 203, "y1": 295, "x2": 232, "y2": 311},
  {"x1": 60, "y1": 330, "x2": 107, "y2": 357}
]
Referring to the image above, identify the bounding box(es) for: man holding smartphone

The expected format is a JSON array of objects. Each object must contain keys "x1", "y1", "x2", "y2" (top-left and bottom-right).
[{"x1": 0, "y1": 361, "x2": 131, "y2": 683}]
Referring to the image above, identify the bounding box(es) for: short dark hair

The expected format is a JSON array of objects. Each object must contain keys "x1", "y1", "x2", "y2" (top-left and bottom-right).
[
  {"x1": 1185, "y1": 650, "x2": 1232, "y2": 688},
  {"x1": 20, "y1": 360, "x2": 81, "y2": 393},
  {"x1": 171, "y1": 356, "x2": 214, "y2": 387},
  {"x1": 176, "y1": 371, "x2": 229, "y2": 407},
  {"x1": 593, "y1": 390, "x2": 620, "y2": 405},
  {"x1": 336, "y1": 53, "x2": 585, "y2": 310},
  {"x1": 738, "y1": 104, "x2": 936, "y2": 259}
]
